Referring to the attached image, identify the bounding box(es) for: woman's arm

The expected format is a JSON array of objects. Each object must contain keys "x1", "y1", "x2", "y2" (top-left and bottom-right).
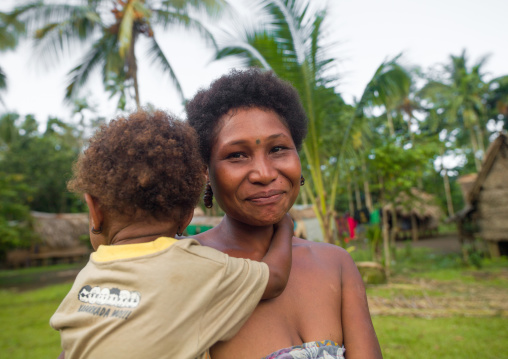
[
  {"x1": 259, "y1": 214, "x2": 293, "y2": 300},
  {"x1": 340, "y1": 250, "x2": 383, "y2": 358}
]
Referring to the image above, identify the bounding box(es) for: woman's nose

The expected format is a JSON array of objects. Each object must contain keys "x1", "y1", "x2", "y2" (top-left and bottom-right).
[{"x1": 248, "y1": 156, "x2": 277, "y2": 184}]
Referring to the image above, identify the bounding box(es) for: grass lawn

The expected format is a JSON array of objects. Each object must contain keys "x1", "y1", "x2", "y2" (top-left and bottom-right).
[
  {"x1": 373, "y1": 316, "x2": 508, "y2": 359},
  {"x1": 0, "y1": 247, "x2": 507, "y2": 359},
  {"x1": 0, "y1": 282, "x2": 72, "y2": 358}
]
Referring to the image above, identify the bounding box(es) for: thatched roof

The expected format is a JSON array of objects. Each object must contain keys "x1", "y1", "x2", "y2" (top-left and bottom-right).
[
  {"x1": 31, "y1": 211, "x2": 89, "y2": 249},
  {"x1": 468, "y1": 132, "x2": 508, "y2": 204},
  {"x1": 383, "y1": 188, "x2": 443, "y2": 220}
]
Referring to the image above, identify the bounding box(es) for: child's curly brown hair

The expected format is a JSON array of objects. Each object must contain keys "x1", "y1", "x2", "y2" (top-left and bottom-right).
[
  {"x1": 186, "y1": 68, "x2": 308, "y2": 165},
  {"x1": 68, "y1": 109, "x2": 205, "y2": 220}
]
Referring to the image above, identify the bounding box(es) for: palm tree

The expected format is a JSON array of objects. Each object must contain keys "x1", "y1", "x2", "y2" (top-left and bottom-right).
[
  {"x1": 0, "y1": 12, "x2": 24, "y2": 105},
  {"x1": 419, "y1": 50, "x2": 489, "y2": 171},
  {"x1": 486, "y1": 75, "x2": 508, "y2": 131},
  {"x1": 11, "y1": 0, "x2": 227, "y2": 109},
  {"x1": 357, "y1": 55, "x2": 412, "y2": 137},
  {"x1": 214, "y1": 0, "x2": 345, "y2": 244}
]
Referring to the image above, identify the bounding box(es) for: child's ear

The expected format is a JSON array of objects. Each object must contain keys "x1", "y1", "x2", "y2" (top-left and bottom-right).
[
  {"x1": 181, "y1": 209, "x2": 194, "y2": 230},
  {"x1": 84, "y1": 193, "x2": 103, "y2": 230}
]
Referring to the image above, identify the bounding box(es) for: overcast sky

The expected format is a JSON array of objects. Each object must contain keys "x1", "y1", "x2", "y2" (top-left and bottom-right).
[{"x1": 1, "y1": 0, "x2": 507, "y2": 125}]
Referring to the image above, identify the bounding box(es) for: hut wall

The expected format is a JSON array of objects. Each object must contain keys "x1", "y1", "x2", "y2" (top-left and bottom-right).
[{"x1": 477, "y1": 146, "x2": 508, "y2": 241}]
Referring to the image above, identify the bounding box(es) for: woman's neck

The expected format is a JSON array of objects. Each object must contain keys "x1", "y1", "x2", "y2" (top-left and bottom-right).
[{"x1": 212, "y1": 214, "x2": 275, "y2": 258}]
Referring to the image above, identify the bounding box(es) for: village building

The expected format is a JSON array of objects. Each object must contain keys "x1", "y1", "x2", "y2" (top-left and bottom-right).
[{"x1": 453, "y1": 132, "x2": 508, "y2": 257}]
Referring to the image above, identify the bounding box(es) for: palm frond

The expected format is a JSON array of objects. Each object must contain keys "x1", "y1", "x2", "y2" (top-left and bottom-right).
[
  {"x1": 151, "y1": 8, "x2": 217, "y2": 49},
  {"x1": 145, "y1": 37, "x2": 184, "y2": 101},
  {"x1": 65, "y1": 34, "x2": 117, "y2": 101},
  {"x1": 12, "y1": 2, "x2": 102, "y2": 64},
  {"x1": 160, "y1": 0, "x2": 228, "y2": 17}
]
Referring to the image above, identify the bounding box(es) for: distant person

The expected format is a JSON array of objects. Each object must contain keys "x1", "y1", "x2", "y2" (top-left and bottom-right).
[
  {"x1": 50, "y1": 110, "x2": 293, "y2": 359},
  {"x1": 346, "y1": 211, "x2": 358, "y2": 242}
]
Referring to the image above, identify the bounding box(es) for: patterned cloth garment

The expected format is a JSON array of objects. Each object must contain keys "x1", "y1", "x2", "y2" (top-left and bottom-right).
[{"x1": 262, "y1": 340, "x2": 345, "y2": 359}]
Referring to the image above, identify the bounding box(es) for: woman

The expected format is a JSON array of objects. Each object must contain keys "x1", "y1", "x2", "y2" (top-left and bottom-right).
[{"x1": 187, "y1": 69, "x2": 383, "y2": 359}]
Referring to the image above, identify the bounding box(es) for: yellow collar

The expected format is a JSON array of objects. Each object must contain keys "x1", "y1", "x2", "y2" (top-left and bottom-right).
[{"x1": 92, "y1": 237, "x2": 178, "y2": 262}]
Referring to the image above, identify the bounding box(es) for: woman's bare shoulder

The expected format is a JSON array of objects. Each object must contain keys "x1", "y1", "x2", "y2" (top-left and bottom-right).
[{"x1": 292, "y1": 237, "x2": 353, "y2": 270}]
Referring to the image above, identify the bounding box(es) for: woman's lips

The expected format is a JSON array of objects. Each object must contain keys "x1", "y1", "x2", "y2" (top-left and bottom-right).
[{"x1": 246, "y1": 190, "x2": 284, "y2": 204}]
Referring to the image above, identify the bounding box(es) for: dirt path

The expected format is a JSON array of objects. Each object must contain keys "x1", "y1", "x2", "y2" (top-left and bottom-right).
[
  {"x1": 367, "y1": 268, "x2": 508, "y2": 318},
  {"x1": 395, "y1": 233, "x2": 462, "y2": 254}
]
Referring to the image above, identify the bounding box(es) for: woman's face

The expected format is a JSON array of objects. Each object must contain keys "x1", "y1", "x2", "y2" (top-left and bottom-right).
[{"x1": 208, "y1": 107, "x2": 302, "y2": 226}]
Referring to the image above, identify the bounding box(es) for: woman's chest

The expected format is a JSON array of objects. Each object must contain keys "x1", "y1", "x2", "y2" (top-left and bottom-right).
[{"x1": 211, "y1": 255, "x2": 343, "y2": 359}]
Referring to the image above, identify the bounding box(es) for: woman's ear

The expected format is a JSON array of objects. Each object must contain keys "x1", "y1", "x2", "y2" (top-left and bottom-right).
[
  {"x1": 84, "y1": 193, "x2": 104, "y2": 231},
  {"x1": 205, "y1": 166, "x2": 210, "y2": 183}
]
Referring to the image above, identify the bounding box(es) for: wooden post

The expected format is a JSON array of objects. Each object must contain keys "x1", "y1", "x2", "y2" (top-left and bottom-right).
[
  {"x1": 411, "y1": 213, "x2": 419, "y2": 242},
  {"x1": 488, "y1": 241, "x2": 501, "y2": 258}
]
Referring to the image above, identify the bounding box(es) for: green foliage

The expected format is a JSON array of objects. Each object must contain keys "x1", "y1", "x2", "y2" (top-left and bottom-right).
[
  {"x1": 0, "y1": 173, "x2": 35, "y2": 258},
  {"x1": 0, "y1": 10, "x2": 25, "y2": 101},
  {"x1": 0, "y1": 114, "x2": 85, "y2": 213}
]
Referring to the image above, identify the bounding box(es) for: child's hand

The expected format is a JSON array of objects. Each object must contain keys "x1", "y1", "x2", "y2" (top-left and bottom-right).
[
  {"x1": 261, "y1": 213, "x2": 293, "y2": 300},
  {"x1": 273, "y1": 213, "x2": 294, "y2": 237}
]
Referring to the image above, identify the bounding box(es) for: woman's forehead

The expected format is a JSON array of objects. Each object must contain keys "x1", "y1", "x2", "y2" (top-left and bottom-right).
[{"x1": 217, "y1": 108, "x2": 289, "y2": 137}]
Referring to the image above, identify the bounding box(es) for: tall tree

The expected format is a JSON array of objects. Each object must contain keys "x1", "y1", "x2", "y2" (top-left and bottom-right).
[
  {"x1": 215, "y1": 0, "x2": 347, "y2": 244},
  {"x1": 356, "y1": 55, "x2": 412, "y2": 137},
  {"x1": 486, "y1": 75, "x2": 508, "y2": 131},
  {"x1": 1, "y1": 113, "x2": 85, "y2": 213},
  {"x1": 0, "y1": 12, "x2": 24, "y2": 105},
  {"x1": 419, "y1": 50, "x2": 489, "y2": 171},
  {"x1": 11, "y1": 0, "x2": 227, "y2": 108}
]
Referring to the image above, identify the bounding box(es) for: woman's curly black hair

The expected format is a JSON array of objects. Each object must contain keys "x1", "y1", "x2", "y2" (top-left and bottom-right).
[
  {"x1": 186, "y1": 68, "x2": 308, "y2": 164},
  {"x1": 68, "y1": 109, "x2": 205, "y2": 220}
]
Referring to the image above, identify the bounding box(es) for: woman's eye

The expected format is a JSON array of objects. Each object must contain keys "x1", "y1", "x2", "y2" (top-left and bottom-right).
[
  {"x1": 271, "y1": 146, "x2": 286, "y2": 153},
  {"x1": 226, "y1": 152, "x2": 245, "y2": 159}
]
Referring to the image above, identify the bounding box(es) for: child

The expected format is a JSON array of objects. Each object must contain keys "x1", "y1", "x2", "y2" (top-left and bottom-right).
[{"x1": 50, "y1": 109, "x2": 293, "y2": 359}]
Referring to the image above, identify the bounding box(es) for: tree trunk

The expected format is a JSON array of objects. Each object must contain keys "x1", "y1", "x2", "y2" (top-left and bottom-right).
[
  {"x1": 387, "y1": 110, "x2": 395, "y2": 137},
  {"x1": 127, "y1": 32, "x2": 141, "y2": 109},
  {"x1": 314, "y1": 203, "x2": 334, "y2": 244},
  {"x1": 440, "y1": 147, "x2": 455, "y2": 217},
  {"x1": 443, "y1": 169, "x2": 455, "y2": 217},
  {"x1": 379, "y1": 175, "x2": 390, "y2": 275},
  {"x1": 411, "y1": 213, "x2": 418, "y2": 242},
  {"x1": 476, "y1": 125, "x2": 486, "y2": 154},
  {"x1": 390, "y1": 206, "x2": 398, "y2": 260},
  {"x1": 354, "y1": 180, "x2": 362, "y2": 212},
  {"x1": 361, "y1": 157, "x2": 373, "y2": 212},
  {"x1": 469, "y1": 129, "x2": 481, "y2": 171},
  {"x1": 347, "y1": 181, "x2": 355, "y2": 215},
  {"x1": 382, "y1": 206, "x2": 391, "y2": 273}
]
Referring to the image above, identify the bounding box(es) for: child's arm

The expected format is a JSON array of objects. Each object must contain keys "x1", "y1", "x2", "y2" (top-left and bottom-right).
[{"x1": 260, "y1": 213, "x2": 293, "y2": 300}]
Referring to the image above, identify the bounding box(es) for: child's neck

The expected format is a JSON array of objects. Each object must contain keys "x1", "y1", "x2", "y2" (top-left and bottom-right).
[{"x1": 108, "y1": 220, "x2": 178, "y2": 246}]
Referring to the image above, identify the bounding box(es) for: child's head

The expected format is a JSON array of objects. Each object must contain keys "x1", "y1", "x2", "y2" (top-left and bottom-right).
[{"x1": 68, "y1": 109, "x2": 205, "y2": 237}]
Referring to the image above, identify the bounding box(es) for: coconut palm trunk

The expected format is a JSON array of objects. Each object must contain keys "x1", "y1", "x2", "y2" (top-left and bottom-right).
[
  {"x1": 469, "y1": 129, "x2": 482, "y2": 171},
  {"x1": 379, "y1": 175, "x2": 391, "y2": 274},
  {"x1": 127, "y1": 32, "x2": 140, "y2": 109},
  {"x1": 361, "y1": 157, "x2": 373, "y2": 212}
]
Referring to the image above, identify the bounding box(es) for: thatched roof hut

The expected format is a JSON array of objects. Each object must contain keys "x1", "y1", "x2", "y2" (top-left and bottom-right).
[
  {"x1": 383, "y1": 188, "x2": 443, "y2": 241},
  {"x1": 31, "y1": 211, "x2": 89, "y2": 249},
  {"x1": 453, "y1": 133, "x2": 508, "y2": 257}
]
